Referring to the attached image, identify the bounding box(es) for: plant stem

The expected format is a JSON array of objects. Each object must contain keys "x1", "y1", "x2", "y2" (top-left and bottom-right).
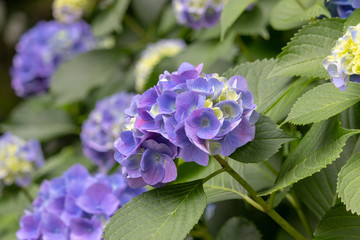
[
  {"x1": 213, "y1": 155, "x2": 307, "y2": 240},
  {"x1": 235, "y1": 35, "x2": 254, "y2": 62},
  {"x1": 286, "y1": 194, "x2": 314, "y2": 238},
  {"x1": 202, "y1": 168, "x2": 226, "y2": 183},
  {"x1": 123, "y1": 14, "x2": 150, "y2": 42},
  {"x1": 21, "y1": 188, "x2": 33, "y2": 203},
  {"x1": 295, "y1": 0, "x2": 307, "y2": 10}
]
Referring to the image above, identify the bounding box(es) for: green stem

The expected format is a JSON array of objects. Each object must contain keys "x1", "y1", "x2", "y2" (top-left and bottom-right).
[
  {"x1": 286, "y1": 194, "x2": 314, "y2": 238},
  {"x1": 123, "y1": 15, "x2": 150, "y2": 42},
  {"x1": 235, "y1": 35, "x2": 254, "y2": 62},
  {"x1": 202, "y1": 168, "x2": 226, "y2": 183},
  {"x1": 21, "y1": 188, "x2": 33, "y2": 203},
  {"x1": 213, "y1": 155, "x2": 307, "y2": 240}
]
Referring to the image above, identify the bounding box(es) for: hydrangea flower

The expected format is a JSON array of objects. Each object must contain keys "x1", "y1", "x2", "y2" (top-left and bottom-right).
[
  {"x1": 135, "y1": 39, "x2": 186, "y2": 92},
  {"x1": 81, "y1": 92, "x2": 134, "y2": 170},
  {"x1": 0, "y1": 132, "x2": 44, "y2": 187},
  {"x1": 325, "y1": 0, "x2": 360, "y2": 18},
  {"x1": 114, "y1": 62, "x2": 258, "y2": 188},
  {"x1": 172, "y1": 0, "x2": 225, "y2": 29},
  {"x1": 10, "y1": 20, "x2": 96, "y2": 98},
  {"x1": 53, "y1": 0, "x2": 96, "y2": 23},
  {"x1": 323, "y1": 23, "x2": 360, "y2": 91},
  {"x1": 16, "y1": 164, "x2": 145, "y2": 240}
]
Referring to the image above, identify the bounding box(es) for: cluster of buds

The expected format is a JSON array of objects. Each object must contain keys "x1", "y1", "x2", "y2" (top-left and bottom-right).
[
  {"x1": 17, "y1": 164, "x2": 145, "y2": 240},
  {"x1": 135, "y1": 39, "x2": 186, "y2": 92},
  {"x1": 0, "y1": 132, "x2": 44, "y2": 187},
  {"x1": 10, "y1": 20, "x2": 96, "y2": 97},
  {"x1": 323, "y1": 23, "x2": 360, "y2": 91},
  {"x1": 81, "y1": 92, "x2": 134, "y2": 170},
  {"x1": 114, "y1": 62, "x2": 258, "y2": 188}
]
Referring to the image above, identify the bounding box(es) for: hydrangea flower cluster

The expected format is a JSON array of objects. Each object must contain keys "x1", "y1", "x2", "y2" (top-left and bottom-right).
[
  {"x1": 323, "y1": 23, "x2": 360, "y2": 91},
  {"x1": 0, "y1": 132, "x2": 44, "y2": 187},
  {"x1": 135, "y1": 39, "x2": 186, "y2": 92},
  {"x1": 172, "y1": 0, "x2": 225, "y2": 29},
  {"x1": 325, "y1": 0, "x2": 360, "y2": 18},
  {"x1": 81, "y1": 92, "x2": 134, "y2": 170},
  {"x1": 10, "y1": 20, "x2": 96, "y2": 98},
  {"x1": 115, "y1": 62, "x2": 258, "y2": 188},
  {"x1": 53, "y1": 0, "x2": 96, "y2": 23},
  {"x1": 17, "y1": 164, "x2": 145, "y2": 240}
]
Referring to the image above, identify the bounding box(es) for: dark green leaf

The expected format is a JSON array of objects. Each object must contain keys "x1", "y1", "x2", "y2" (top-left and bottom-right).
[
  {"x1": 104, "y1": 181, "x2": 207, "y2": 240},
  {"x1": 217, "y1": 217, "x2": 262, "y2": 240},
  {"x1": 262, "y1": 117, "x2": 360, "y2": 195},
  {"x1": 92, "y1": 0, "x2": 130, "y2": 36},
  {"x1": 1, "y1": 96, "x2": 76, "y2": 141},
  {"x1": 314, "y1": 205, "x2": 360, "y2": 240},
  {"x1": 268, "y1": 18, "x2": 345, "y2": 79},
  {"x1": 51, "y1": 49, "x2": 123, "y2": 105},
  {"x1": 230, "y1": 115, "x2": 295, "y2": 163},
  {"x1": 344, "y1": 9, "x2": 360, "y2": 31}
]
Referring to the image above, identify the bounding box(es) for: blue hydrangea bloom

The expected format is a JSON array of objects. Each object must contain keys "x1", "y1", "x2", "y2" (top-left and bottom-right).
[
  {"x1": 10, "y1": 20, "x2": 96, "y2": 98},
  {"x1": 0, "y1": 132, "x2": 44, "y2": 187},
  {"x1": 81, "y1": 92, "x2": 134, "y2": 170},
  {"x1": 325, "y1": 0, "x2": 360, "y2": 18},
  {"x1": 16, "y1": 164, "x2": 145, "y2": 240},
  {"x1": 114, "y1": 62, "x2": 257, "y2": 187},
  {"x1": 172, "y1": 0, "x2": 225, "y2": 29}
]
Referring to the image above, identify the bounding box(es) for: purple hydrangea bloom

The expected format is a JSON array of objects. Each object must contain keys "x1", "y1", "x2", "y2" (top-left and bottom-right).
[
  {"x1": 0, "y1": 132, "x2": 44, "y2": 187},
  {"x1": 17, "y1": 164, "x2": 145, "y2": 240},
  {"x1": 325, "y1": 0, "x2": 360, "y2": 18},
  {"x1": 114, "y1": 62, "x2": 257, "y2": 187},
  {"x1": 10, "y1": 20, "x2": 96, "y2": 98},
  {"x1": 81, "y1": 92, "x2": 134, "y2": 170},
  {"x1": 172, "y1": 0, "x2": 225, "y2": 29}
]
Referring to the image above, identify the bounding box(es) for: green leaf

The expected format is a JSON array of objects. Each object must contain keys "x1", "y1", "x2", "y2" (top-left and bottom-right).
[
  {"x1": 233, "y1": 6, "x2": 269, "y2": 39},
  {"x1": 294, "y1": 157, "x2": 345, "y2": 220},
  {"x1": 266, "y1": 77, "x2": 317, "y2": 123},
  {"x1": 223, "y1": 59, "x2": 293, "y2": 113},
  {"x1": 51, "y1": 49, "x2": 123, "y2": 105},
  {"x1": 92, "y1": 0, "x2": 130, "y2": 36},
  {"x1": 230, "y1": 115, "x2": 295, "y2": 163},
  {"x1": 262, "y1": 117, "x2": 360, "y2": 195},
  {"x1": 103, "y1": 181, "x2": 207, "y2": 240},
  {"x1": 270, "y1": 0, "x2": 330, "y2": 30},
  {"x1": 0, "y1": 96, "x2": 76, "y2": 141},
  {"x1": 217, "y1": 217, "x2": 262, "y2": 240},
  {"x1": 284, "y1": 82, "x2": 360, "y2": 125},
  {"x1": 268, "y1": 18, "x2": 345, "y2": 79},
  {"x1": 314, "y1": 205, "x2": 360, "y2": 240},
  {"x1": 337, "y1": 153, "x2": 360, "y2": 215},
  {"x1": 220, "y1": 0, "x2": 255, "y2": 40},
  {"x1": 344, "y1": 9, "x2": 360, "y2": 31}
]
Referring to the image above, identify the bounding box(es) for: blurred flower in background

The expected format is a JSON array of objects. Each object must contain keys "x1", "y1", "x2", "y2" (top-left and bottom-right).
[
  {"x1": 172, "y1": 0, "x2": 225, "y2": 29},
  {"x1": 0, "y1": 132, "x2": 44, "y2": 187},
  {"x1": 10, "y1": 20, "x2": 96, "y2": 98},
  {"x1": 53, "y1": 0, "x2": 96, "y2": 23},
  {"x1": 16, "y1": 164, "x2": 145, "y2": 240},
  {"x1": 135, "y1": 39, "x2": 186, "y2": 92},
  {"x1": 81, "y1": 92, "x2": 134, "y2": 171},
  {"x1": 325, "y1": 0, "x2": 360, "y2": 18}
]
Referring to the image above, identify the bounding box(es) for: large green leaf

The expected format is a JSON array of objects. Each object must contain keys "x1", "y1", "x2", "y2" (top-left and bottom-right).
[
  {"x1": 270, "y1": 0, "x2": 330, "y2": 30},
  {"x1": 103, "y1": 181, "x2": 206, "y2": 240},
  {"x1": 51, "y1": 49, "x2": 123, "y2": 105},
  {"x1": 223, "y1": 59, "x2": 293, "y2": 113},
  {"x1": 0, "y1": 96, "x2": 76, "y2": 141},
  {"x1": 344, "y1": 9, "x2": 360, "y2": 31},
  {"x1": 220, "y1": 0, "x2": 255, "y2": 40},
  {"x1": 266, "y1": 77, "x2": 317, "y2": 123},
  {"x1": 230, "y1": 115, "x2": 295, "y2": 163},
  {"x1": 284, "y1": 82, "x2": 360, "y2": 125},
  {"x1": 262, "y1": 117, "x2": 360, "y2": 195},
  {"x1": 217, "y1": 217, "x2": 262, "y2": 240},
  {"x1": 337, "y1": 153, "x2": 360, "y2": 215},
  {"x1": 92, "y1": 0, "x2": 130, "y2": 36},
  {"x1": 268, "y1": 18, "x2": 345, "y2": 79},
  {"x1": 314, "y1": 205, "x2": 360, "y2": 240}
]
